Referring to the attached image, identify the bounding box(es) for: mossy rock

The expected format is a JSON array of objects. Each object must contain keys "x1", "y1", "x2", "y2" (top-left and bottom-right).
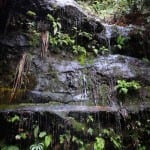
[{"x1": 98, "y1": 84, "x2": 109, "y2": 105}]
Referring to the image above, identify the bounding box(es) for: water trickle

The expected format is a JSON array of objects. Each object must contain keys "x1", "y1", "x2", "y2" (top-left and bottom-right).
[{"x1": 81, "y1": 74, "x2": 87, "y2": 99}]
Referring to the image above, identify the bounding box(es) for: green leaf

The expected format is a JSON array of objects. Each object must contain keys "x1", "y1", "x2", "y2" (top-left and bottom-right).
[
  {"x1": 20, "y1": 133, "x2": 27, "y2": 140},
  {"x1": 94, "y1": 137, "x2": 105, "y2": 150},
  {"x1": 103, "y1": 129, "x2": 110, "y2": 135},
  {"x1": 44, "y1": 135, "x2": 52, "y2": 147},
  {"x1": 57, "y1": 22, "x2": 62, "y2": 30},
  {"x1": 87, "y1": 115, "x2": 94, "y2": 123},
  {"x1": 39, "y1": 131, "x2": 47, "y2": 138},
  {"x1": 120, "y1": 87, "x2": 128, "y2": 94},
  {"x1": 53, "y1": 26, "x2": 58, "y2": 35},
  {"x1": 8, "y1": 115, "x2": 20, "y2": 123},
  {"x1": 117, "y1": 44, "x2": 122, "y2": 49},
  {"x1": 72, "y1": 136, "x2": 77, "y2": 142},
  {"x1": 87, "y1": 128, "x2": 93, "y2": 136},
  {"x1": 29, "y1": 143, "x2": 44, "y2": 150},
  {"x1": 26, "y1": 10, "x2": 36, "y2": 17},
  {"x1": 59, "y1": 135, "x2": 65, "y2": 144},
  {"x1": 47, "y1": 14, "x2": 54, "y2": 22},
  {"x1": 34, "y1": 125, "x2": 39, "y2": 139}
]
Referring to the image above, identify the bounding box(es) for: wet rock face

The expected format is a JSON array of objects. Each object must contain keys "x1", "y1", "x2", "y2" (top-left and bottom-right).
[
  {"x1": 27, "y1": 54, "x2": 150, "y2": 104},
  {"x1": 0, "y1": 33, "x2": 29, "y2": 48}
]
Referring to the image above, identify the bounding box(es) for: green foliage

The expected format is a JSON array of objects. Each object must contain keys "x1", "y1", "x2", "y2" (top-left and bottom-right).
[
  {"x1": 47, "y1": 14, "x2": 93, "y2": 56},
  {"x1": 2, "y1": 145, "x2": 19, "y2": 150},
  {"x1": 59, "y1": 132, "x2": 85, "y2": 150},
  {"x1": 73, "y1": 45, "x2": 87, "y2": 55},
  {"x1": 102, "y1": 129, "x2": 122, "y2": 150},
  {"x1": 44, "y1": 135, "x2": 52, "y2": 148},
  {"x1": 87, "y1": 115, "x2": 94, "y2": 123},
  {"x1": 126, "y1": 0, "x2": 145, "y2": 12},
  {"x1": 26, "y1": 10, "x2": 36, "y2": 17},
  {"x1": 47, "y1": 14, "x2": 61, "y2": 35},
  {"x1": 27, "y1": 21, "x2": 39, "y2": 47},
  {"x1": 92, "y1": 1, "x2": 102, "y2": 13},
  {"x1": 87, "y1": 127, "x2": 94, "y2": 136},
  {"x1": 78, "y1": 30, "x2": 92, "y2": 40},
  {"x1": 94, "y1": 137, "x2": 105, "y2": 150},
  {"x1": 137, "y1": 144, "x2": 146, "y2": 150},
  {"x1": 29, "y1": 125, "x2": 52, "y2": 150},
  {"x1": 49, "y1": 32, "x2": 75, "y2": 50},
  {"x1": 29, "y1": 143, "x2": 44, "y2": 150},
  {"x1": 47, "y1": 14, "x2": 55, "y2": 22},
  {"x1": 34, "y1": 125, "x2": 39, "y2": 139},
  {"x1": 59, "y1": 131, "x2": 71, "y2": 144},
  {"x1": 142, "y1": 57, "x2": 150, "y2": 63},
  {"x1": 76, "y1": 54, "x2": 87, "y2": 65},
  {"x1": 15, "y1": 132, "x2": 27, "y2": 140},
  {"x1": 78, "y1": 0, "x2": 145, "y2": 21},
  {"x1": 127, "y1": 119, "x2": 150, "y2": 149},
  {"x1": 7, "y1": 115, "x2": 20, "y2": 123},
  {"x1": 99, "y1": 46, "x2": 109, "y2": 55},
  {"x1": 91, "y1": 0, "x2": 116, "y2": 12},
  {"x1": 39, "y1": 132, "x2": 47, "y2": 138},
  {"x1": 115, "y1": 80, "x2": 141, "y2": 95},
  {"x1": 72, "y1": 136, "x2": 84, "y2": 148},
  {"x1": 115, "y1": 35, "x2": 127, "y2": 50},
  {"x1": 91, "y1": 45, "x2": 109, "y2": 55}
]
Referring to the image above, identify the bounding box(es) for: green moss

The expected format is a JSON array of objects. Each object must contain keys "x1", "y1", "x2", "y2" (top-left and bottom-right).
[{"x1": 99, "y1": 84, "x2": 109, "y2": 105}]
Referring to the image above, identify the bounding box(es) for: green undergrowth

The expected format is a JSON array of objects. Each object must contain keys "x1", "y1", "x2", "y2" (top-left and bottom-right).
[
  {"x1": 0, "y1": 113, "x2": 149, "y2": 150},
  {"x1": 77, "y1": 0, "x2": 149, "y2": 22}
]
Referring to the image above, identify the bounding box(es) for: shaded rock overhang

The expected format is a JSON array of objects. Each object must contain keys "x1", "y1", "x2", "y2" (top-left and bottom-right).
[{"x1": 0, "y1": 0, "x2": 104, "y2": 33}]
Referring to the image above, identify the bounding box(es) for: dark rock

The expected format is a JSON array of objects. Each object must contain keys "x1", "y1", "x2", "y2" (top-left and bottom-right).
[
  {"x1": 0, "y1": 0, "x2": 103, "y2": 34},
  {"x1": 0, "y1": 33, "x2": 29, "y2": 48}
]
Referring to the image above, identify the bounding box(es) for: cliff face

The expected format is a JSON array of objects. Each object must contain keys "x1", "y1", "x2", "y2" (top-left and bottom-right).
[
  {"x1": 0, "y1": 0, "x2": 149, "y2": 104},
  {"x1": 0, "y1": 1, "x2": 150, "y2": 149}
]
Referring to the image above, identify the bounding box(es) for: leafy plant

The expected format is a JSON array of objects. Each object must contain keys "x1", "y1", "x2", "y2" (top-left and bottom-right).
[
  {"x1": 87, "y1": 128, "x2": 94, "y2": 136},
  {"x1": 59, "y1": 131, "x2": 71, "y2": 144},
  {"x1": 92, "y1": 1, "x2": 103, "y2": 13},
  {"x1": 78, "y1": 30, "x2": 92, "y2": 40},
  {"x1": 47, "y1": 14, "x2": 61, "y2": 35},
  {"x1": 15, "y1": 132, "x2": 28, "y2": 140},
  {"x1": 94, "y1": 137, "x2": 105, "y2": 150},
  {"x1": 73, "y1": 45, "x2": 87, "y2": 55},
  {"x1": 115, "y1": 80, "x2": 141, "y2": 95},
  {"x1": 2, "y1": 145, "x2": 19, "y2": 150},
  {"x1": 7, "y1": 115, "x2": 20, "y2": 123},
  {"x1": 49, "y1": 32, "x2": 74, "y2": 50},
  {"x1": 30, "y1": 143, "x2": 44, "y2": 150},
  {"x1": 72, "y1": 136, "x2": 85, "y2": 149},
  {"x1": 116, "y1": 35, "x2": 127, "y2": 50},
  {"x1": 99, "y1": 46, "x2": 109, "y2": 55},
  {"x1": 87, "y1": 115, "x2": 94, "y2": 123},
  {"x1": 59, "y1": 131, "x2": 85, "y2": 149},
  {"x1": 102, "y1": 129, "x2": 122, "y2": 150},
  {"x1": 29, "y1": 125, "x2": 52, "y2": 150},
  {"x1": 26, "y1": 10, "x2": 36, "y2": 17},
  {"x1": 76, "y1": 54, "x2": 87, "y2": 65},
  {"x1": 27, "y1": 21, "x2": 39, "y2": 47}
]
